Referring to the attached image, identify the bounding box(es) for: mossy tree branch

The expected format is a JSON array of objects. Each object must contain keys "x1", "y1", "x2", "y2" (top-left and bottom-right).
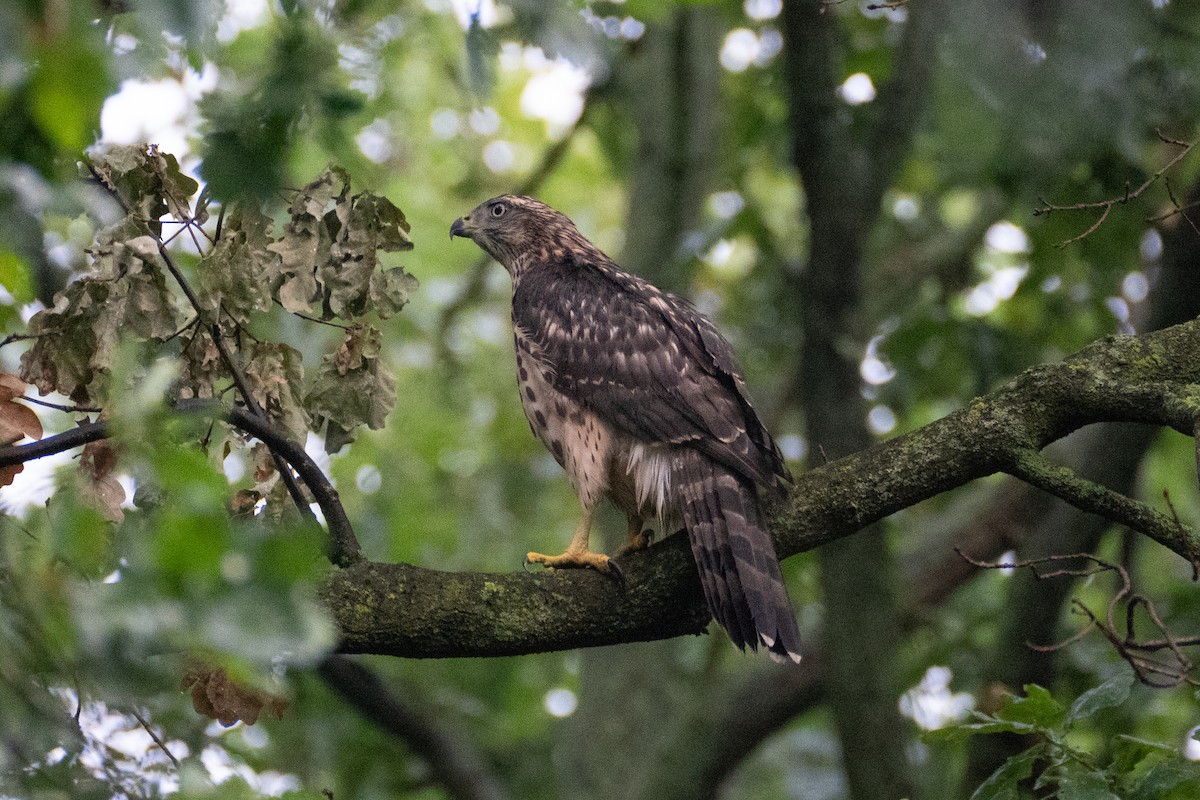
[
  {"x1": 3, "y1": 319, "x2": 1199, "y2": 658},
  {"x1": 1006, "y1": 448, "x2": 1198, "y2": 576},
  {"x1": 328, "y1": 317, "x2": 1200, "y2": 658}
]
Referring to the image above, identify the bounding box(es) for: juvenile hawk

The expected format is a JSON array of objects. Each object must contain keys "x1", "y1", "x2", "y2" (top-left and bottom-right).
[{"x1": 451, "y1": 195, "x2": 801, "y2": 662}]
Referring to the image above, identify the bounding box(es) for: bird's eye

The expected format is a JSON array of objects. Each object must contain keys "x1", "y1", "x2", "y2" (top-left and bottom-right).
[{"x1": 490, "y1": 204, "x2": 506, "y2": 218}]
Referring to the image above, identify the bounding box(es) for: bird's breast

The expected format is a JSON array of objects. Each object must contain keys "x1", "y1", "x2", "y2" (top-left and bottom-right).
[
  {"x1": 514, "y1": 329, "x2": 571, "y2": 466},
  {"x1": 513, "y1": 326, "x2": 612, "y2": 508}
]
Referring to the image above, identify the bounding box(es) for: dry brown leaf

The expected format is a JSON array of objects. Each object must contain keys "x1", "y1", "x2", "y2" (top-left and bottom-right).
[
  {"x1": 0, "y1": 373, "x2": 42, "y2": 488},
  {"x1": 79, "y1": 474, "x2": 126, "y2": 522},
  {"x1": 231, "y1": 489, "x2": 261, "y2": 517},
  {"x1": 180, "y1": 664, "x2": 288, "y2": 727},
  {"x1": 0, "y1": 371, "x2": 26, "y2": 401},
  {"x1": 251, "y1": 441, "x2": 276, "y2": 486},
  {"x1": 79, "y1": 440, "x2": 126, "y2": 522},
  {"x1": 0, "y1": 372, "x2": 43, "y2": 447},
  {"x1": 0, "y1": 463, "x2": 23, "y2": 488},
  {"x1": 80, "y1": 439, "x2": 119, "y2": 479}
]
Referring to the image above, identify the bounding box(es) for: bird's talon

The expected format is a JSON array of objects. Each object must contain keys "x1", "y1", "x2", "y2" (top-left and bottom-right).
[
  {"x1": 612, "y1": 528, "x2": 656, "y2": 559},
  {"x1": 525, "y1": 549, "x2": 610, "y2": 573}
]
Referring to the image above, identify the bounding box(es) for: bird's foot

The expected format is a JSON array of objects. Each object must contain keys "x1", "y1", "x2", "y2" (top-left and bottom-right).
[
  {"x1": 526, "y1": 548, "x2": 613, "y2": 574},
  {"x1": 611, "y1": 528, "x2": 655, "y2": 559}
]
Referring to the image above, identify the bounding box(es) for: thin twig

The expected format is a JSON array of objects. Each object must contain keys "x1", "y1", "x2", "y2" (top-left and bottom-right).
[
  {"x1": 1006, "y1": 448, "x2": 1200, "y2": 577},
  {"x1": 1034, "y1": 132, "x2": 1197, "y2": 247},
  {"x1": 1161, "y1": 489, "x2": 1197, "y2": 580},
  {"x1": 129, "y1": 707, "x2": 180, "y2": 769},
  {"x1": 1123, "y1": 635, "x2": 1200, "y2": 652},
  {"x1": 19, "y1": 395, "x2": 103, "y2": 414},
  {"x1": 1055, "y1": 204, "x2": 1111, "y2": 248},
  {"x1": 1128, "y1": 594, "x2": 1193, "y2": 674},
  {"x1": 959, "y1": 550, "x2": 1200, "y2": 687},
  {"x1": 1162, "y1": 175, "x2": 1200, "y2": 238},
  {"x1": 279, "y1": 302, "x2": 352, "y2": 330},
  {"x1": 1148, "y1": 198, "x2": 1200, "y2": 222},
  {"x1": 1026, "y1": 619, "x2": 1095, "y2": 653},
  {"x1": 0, "y1": 332, "x2": 37, "y2": 349},
  {"x1": 164, "y1": 316, "x2": 200, "y2": 344}
]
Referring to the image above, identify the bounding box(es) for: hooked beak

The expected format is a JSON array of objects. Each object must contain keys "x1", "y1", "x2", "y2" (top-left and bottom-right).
[{"x1": 449, "y1": 217, "x2": 469, "y2": 240}]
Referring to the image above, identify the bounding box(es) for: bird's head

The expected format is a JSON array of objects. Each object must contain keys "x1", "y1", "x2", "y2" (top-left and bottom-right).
[{"x1": 450, "y1": 195, "x2": 590, "y2": 273}]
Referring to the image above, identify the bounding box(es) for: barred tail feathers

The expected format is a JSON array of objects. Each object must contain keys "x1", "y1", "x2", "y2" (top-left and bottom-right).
[{"x1": 676, "y1": 453, "x2": 802, "y2": 663}]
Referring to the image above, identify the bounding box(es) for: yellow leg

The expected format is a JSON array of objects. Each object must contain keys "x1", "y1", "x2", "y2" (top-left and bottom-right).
[
  {"x1": 527, "y1": 504, "x2": 612, "y2": 573},
  {"x1": 611, "y1": 513, "x2": 654, "y2": 558}
]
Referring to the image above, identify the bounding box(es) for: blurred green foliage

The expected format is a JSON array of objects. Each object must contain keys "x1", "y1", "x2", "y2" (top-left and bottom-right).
[{"x1": 927, "y1": 676, "x2": 1200, "y2": 800}]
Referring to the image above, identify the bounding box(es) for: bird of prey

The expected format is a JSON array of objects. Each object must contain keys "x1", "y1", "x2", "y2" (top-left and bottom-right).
[{"x1": 451, "y1": 195, "x2": 801, "y2": 662}]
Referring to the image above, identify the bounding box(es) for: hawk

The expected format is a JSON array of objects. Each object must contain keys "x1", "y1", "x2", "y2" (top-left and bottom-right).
[{"x1": 451, "y1": 195, "x2": 801, "y2": 662}]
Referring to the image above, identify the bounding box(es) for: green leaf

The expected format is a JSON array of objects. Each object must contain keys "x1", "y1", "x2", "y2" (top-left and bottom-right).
[
  {"x1": 199, "y1": 15, "x2": 337, "y2": 201},
  {"x1": 319, "y1": 87, "x2": 367, "y2": 118},
  {"x1": 970, "y1": 746, "x2": 1041, "y2": 800},
  {"x1": 198, "y1": 102, "x2": 291, "y2": 202},
  {"x1": 243, "y1": 341, "x2": 310, "y2": 443},
  {"x1": 923, "y1": 715, "x2": 1037, "y2": 743},
  {"x1": 49, "y1": 481, "x2": 115, "y2": 578},
  {"x1": 997, "y1": 684, "x2": 1066, "y2": 731},
  {"x1": 198, "y1": 204, "x2": 277, "y2": 324},
  {"x1": 306, "y1": 324, "x2": 396, "y2": 452},
  {"x1": 152, "y1": 504, "x2": 232, "y2": 589},
  {"x1": 464, "y1": 14, "x2": 498, "y2": 97},
  {"x1": 200, "y1": 583, "x2": 335, "y2": 666},
  {"x1": 0, "y1": 248, "x2": 34, "y2": 304},
  {"x1": 1126, "y1": 761, "x2": 1200, "y2": 800},
  {"x1": 29, "y1": 40, "x2": 111, "y2": 152},
  {"x1": 142, "y1": 445, "x2": 233, "y2": 589},
  {"x1": 1109, "y1": 734, "x2": 1176, "y2": 776},
  {"x1": 1066, "y1": 672, "x2": 1134, "y2": 726},
  {"x1": 1056, "y1": 770, "x2": 1121, "y2": 800}
]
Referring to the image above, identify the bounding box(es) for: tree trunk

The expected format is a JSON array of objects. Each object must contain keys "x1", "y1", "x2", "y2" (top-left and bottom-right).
[
  {"x1": 780, "y1": 1, "x2": 947, "y2": 796},
  {"x1": 557, "y1": 8, "x2": 724, "y2": 798}
]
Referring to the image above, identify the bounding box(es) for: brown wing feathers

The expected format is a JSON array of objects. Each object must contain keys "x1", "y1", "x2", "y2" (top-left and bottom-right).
[
  {"x1": 516, "y1": 255, "x2": 785, "y2": 488},
  {"x1": 676, "y1": 450, "x2": 801, "y2": 661},
  {"x1": 676, "y1": 451, "x2": 755, "y2": 650}
]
